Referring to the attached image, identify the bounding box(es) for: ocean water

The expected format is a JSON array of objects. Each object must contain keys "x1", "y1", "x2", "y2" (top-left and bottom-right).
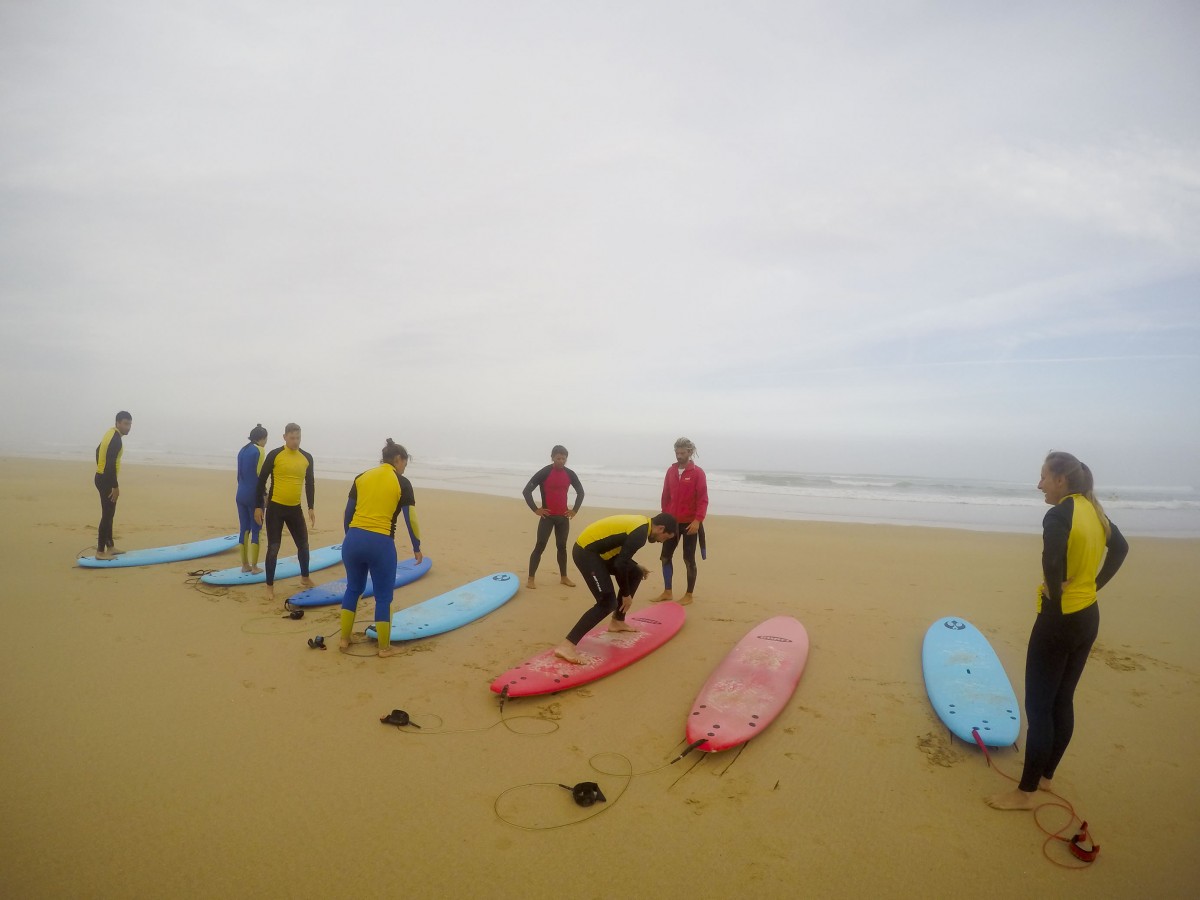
[{"x1": 60, "y1": 448, "x2": 1200, "y2": 539}]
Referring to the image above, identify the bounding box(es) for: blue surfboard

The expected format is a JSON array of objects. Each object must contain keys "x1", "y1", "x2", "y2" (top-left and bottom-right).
[
  {"x1": 200, "y1": 543, "x2": 343, "y2": 585},
  {"x1": 287, "y1": 556, "x2": 433, "y2": 607},
  {"x1": 78, "y1": 534, "x2": 239, "y2": 568},
  {"x1": 922, "y1": 617, "x2": 1020, "y2": 747},
  {"x1": 367, "y1": 572, "x2": 520, "y2": 641}
]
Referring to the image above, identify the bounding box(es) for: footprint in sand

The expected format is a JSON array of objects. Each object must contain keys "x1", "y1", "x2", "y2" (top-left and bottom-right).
[{"x1": 917, "y1": 731, "x2": 964, "y2": 768}]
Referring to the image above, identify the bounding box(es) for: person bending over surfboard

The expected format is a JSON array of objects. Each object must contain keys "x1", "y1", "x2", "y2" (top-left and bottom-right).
[
  {"x1": 338, "y1": 439, "x2": 423, "y2": 658},
  {"x1": 654, "y1": 437, "x2": 708, "y2": 606},
  {"x1": 986, "y1": 451, "x2": 1128, "y2": 811},
  {"x1": 522, "y1": 445, "x2": 585, "y2": 590},
  {"x1": 235, "y1": 424, "x2": 269, "y2": 573},
  {"x1": 553, "y1": 513, "x2": 677, "y2": 664},
  {"x1": 94, "y1": 411, "x2": 132, "y2": 560},
  {"x1": 254, "y1": 423, "x2": 317, "y2": 602}
]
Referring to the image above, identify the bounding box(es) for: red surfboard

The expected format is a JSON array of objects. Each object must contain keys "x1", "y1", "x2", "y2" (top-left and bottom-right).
[
  {"x1": 686, "y1": 616, "x2": 809, "y2": 752},
  {"x1": 490, "y1": 602, "x2": 686, "y2": 698}
]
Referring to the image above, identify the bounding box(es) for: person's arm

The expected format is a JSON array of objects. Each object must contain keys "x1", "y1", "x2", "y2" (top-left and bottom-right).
[
  {"x1": 568, "y1": 468, "x2": 585, "y2": 515},
  {"x1": 693, "y1": 467, "x2": 709, "y2": 522},
  {"x1": 522, "y1": 466, "x2": 550, "y2": 514},
  {"x1": 397, "y1": 475, "x2": 422, "y2": 559},
  {"x1": 304, "y1": 451, "x2": 316, "y2": 523},
  {"x1": 661, "y1": 468, "x2": 673, "y2": 514},
  {"x1": 1040, "y1": 502, "x2": 1072, "y2": 610},
  {"x1": 344, "y1": 479, "x2": 358, "y2": 535},
  {"x1": 256, "y1": 448, "x2": 277, "y2": 508},
  {"x1": 1097, "y1": 519, "x2": 1129, "y2": 590}
]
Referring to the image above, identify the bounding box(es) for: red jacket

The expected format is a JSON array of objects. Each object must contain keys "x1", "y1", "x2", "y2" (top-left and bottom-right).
[{"x1": 661, "y1": 462, "x2": 708, "y2": 524}]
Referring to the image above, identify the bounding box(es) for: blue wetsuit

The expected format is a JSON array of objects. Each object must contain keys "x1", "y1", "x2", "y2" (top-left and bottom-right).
[{"x1": 235, "y1": 442, "x2": 265, "y2": 547}]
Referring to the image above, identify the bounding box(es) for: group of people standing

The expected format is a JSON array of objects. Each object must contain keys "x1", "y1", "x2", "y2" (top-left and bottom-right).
[{"x1": 94, "y1": 414, "x2": 1127, "y2": 816}]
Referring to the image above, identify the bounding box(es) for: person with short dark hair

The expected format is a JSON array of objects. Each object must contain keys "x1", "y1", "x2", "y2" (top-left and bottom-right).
[
  {"x1": 553, "y1": 513, "x2": 677, "y2": 664},
  {"x1": 522, "y1": 445, "x2": 585, "y2": 589},
  {"x1": 235, "y1": 424, "x2": 269, "y2": 573},
  {"x1": 254, "y1": 423, "x2": 316, "y2": 602},
  {"x1": 94, "y1": 411, "x2": 132, "y2": 560}
]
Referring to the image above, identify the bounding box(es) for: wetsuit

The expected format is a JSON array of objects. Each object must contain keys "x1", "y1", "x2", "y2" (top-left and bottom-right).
[
  {"x1": 565, "y1": 515, "x2": 651, "y2": 645},
  {"x1": 339, "y1": 465, "x2": 420, "y2": 647},
  {"x1": 256, "y1": 445, "x2": 315, "y2": 586},
  {"x1": 95, "y1": 427, "x2": 124, "y2": 553},
  {"x1": 522, "y1": 464, "x2": 584, "y2": 578},
  {"x1": 1019, "y1": 494, "x2": 1128, "y2": 792},
  {"x1": 235, "y1": 442, "x2": 266, "y2": 566},
  {"x1": 660, "y1": 461, "x2": 708, "y2": 594}
]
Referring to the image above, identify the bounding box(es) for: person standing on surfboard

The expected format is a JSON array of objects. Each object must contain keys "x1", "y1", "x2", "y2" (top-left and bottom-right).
[
  {"x1": 986, "y1": 451, "x2": 1128, "y2": 811},
  {"x1": 235, "y1": 424, "x2": 269, "y2": 573},
  {"x1": 522, "y1": 444, "x2": 585, "y2": 590},
  {"x1": 337, "y1": 439, "x2": 422, "y2": 658},
  {"x1": 254, "y1": 423, "x2": 316, "y2": 602},
  {"x1": 654, "y1": 437, "x2": 708, "y2": 606},
  {"x1": 94, "y1": 411, "x2": 132, "y2": 560},
  {"x1": 553, "y1": 513, "x2": 677, "y2": 664}
]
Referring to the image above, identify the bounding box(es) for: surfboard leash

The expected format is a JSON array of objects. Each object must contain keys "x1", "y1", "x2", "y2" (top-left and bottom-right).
[{"x1": 977, "y1": 728, "x2": 1099, "y2": 869}]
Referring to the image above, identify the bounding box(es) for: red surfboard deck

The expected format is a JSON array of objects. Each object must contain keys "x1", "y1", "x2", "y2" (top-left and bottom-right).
[
  {"x1": 490, "y1": 602, "x2": 686, "y2": 698},
  {"x1": 686, "y1": 616, "x2": 809, "y2": 752}
]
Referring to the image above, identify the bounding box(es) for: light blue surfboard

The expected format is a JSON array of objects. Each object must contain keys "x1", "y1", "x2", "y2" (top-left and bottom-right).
[
  {"x1": 922, "y1": 617, "x2": 1020, "y2": 747},
  {"x1": 78, "y1": 534, "x2": 239, "y2": 568},
  {"x1": 287, "y1": 556, "x2": 433, "y2": 608},
  {"x1": 367, "y1": 572, "x2": 520, "y2": 642},
  {"x1": 200, "y1": 543, "x2": 343, "y2": 585}
]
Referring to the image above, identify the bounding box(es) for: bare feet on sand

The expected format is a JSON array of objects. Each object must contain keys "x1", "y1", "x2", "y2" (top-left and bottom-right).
[
  {"x1": 560, "y1": 576, "x2": 575, "y2": 587},
  {"x1": 679, "y1": 593, "x2": 694, "y2": 606},
  {"x1": 985, "y1": 788, "x2": 1038, "y2": 810},
  {"x1": 265, "y1": 585, "x2": 275, "y2": 601},
  {"x1": 552, "y1": 642, "x2": 586, "y2": 664},
  {"x1": 653, "y1": 590, "x2": 673, "y2": 603},
  {"x1": 299, "y1": 577, "x2": 315, "y2": 590},
  {"x1": 525, "y1": 576, "x2": 536, "y2": 589}
]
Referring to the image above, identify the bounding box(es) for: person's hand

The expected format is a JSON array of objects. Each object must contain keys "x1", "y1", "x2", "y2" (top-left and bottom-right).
[
  {"x1": 308, "y1": 509, "x2": 317, "y2": 528},
  {"x1": 619, "y1": 595, "x2": 632, "y2": 614},
  {"x1": 638, "y1": 564, "x2": 649, "y2": 580},
  {"x1": 414, "y1": 551, "x2": 424, "y2": 564},
  {"x1": 537, "y1": 508, "x2": 550, "y2": 517},
  {"x1": 254, "y1": 508, "x2": 264, "y2": 526},
  {"x1": 687, "y1": 521, "x2": 701, "y2": 536},
  {"x1": 108, "y1": 487, "x2": 120, "y2": 502},
  {"x1": 567, "y1": 510, "x2": 576, "y2": 519}
]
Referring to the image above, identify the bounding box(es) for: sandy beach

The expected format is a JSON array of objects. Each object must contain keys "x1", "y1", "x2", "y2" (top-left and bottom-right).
[{"x1": 1, "y1": 456, "x2": 1197, "y2": 899}]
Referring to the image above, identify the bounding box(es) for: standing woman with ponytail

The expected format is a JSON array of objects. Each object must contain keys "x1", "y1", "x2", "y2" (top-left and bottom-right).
[
  {"x1": 987, "y1": 451, "x2": 1129, "y2": 810},
  {"x1": 236, "y1": 425, "x2": 269, "y2": 573},
  {"x1": 338, "y1": 440, "x2": 423, "y2": 658}
]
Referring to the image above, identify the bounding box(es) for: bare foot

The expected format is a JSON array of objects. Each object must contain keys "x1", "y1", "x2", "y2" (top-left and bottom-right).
[
  {"x1": 985, "y1": 789, "x2": 1038, "y2": 810},
  {"x1": 679, "y1": 593, "x2": 694, "y2": 606},
  {"x1": 560, "y1": 576, "x2": 575, "y2": 587},
  {"x1": 299, "y1": 577, "x2": 315, "y2": 589},
  {"x1": 653, "y1": 590, "x2": 673, "y2": 603},
  {"x1": 1039, "y1": 777, "x2": 1054, "y2": 792},
  {"x1": 377, "y1": 646, "x2": 402, "y2": 658},
  {"x1": 525, "y1": 577, "x2": 536, "y2": 589},
  {"x1": 110, "y1": 547, "x2": 126, "y2": 555},
  {"x1": 95, "y1": 550, "x2": 115, "y2": 561},
  {"x1": 608, "y1": 619, "x2": 639, "y2": 634},
  {"x1": 241, "y1": 564, "x2": 253, "y2": 573},
  {"x1": 552, "y1": 642, "x2": 586, "y2": 664},
  {"x1": 265, "y1": 585, "x2": 275, "y2": 602},
  {"x1": 251, "y1": 566, "x2": 263, "y2": 574}
]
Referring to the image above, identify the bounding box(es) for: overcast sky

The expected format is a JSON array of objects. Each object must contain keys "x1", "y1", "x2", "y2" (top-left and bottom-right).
[{"x1": 1, "y1": 1, "x2": 1197, "y2": 486}]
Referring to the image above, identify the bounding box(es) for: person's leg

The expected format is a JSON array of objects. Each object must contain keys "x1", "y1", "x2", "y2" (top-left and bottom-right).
[
  {"x1": 555, "y1": 547, "x2": 618, "y2": 661},
  {"x1": 527, "y1": 516, "x2": 555, "y2": 587},
  {"x1": 656, "y1": 531, "x2": 681, "y2": 601},
  {"x1": 95, "y1": 475, "x2": 115, "y2": 555},
  {"x1": 369, "y1": 535, "x2": 400, "y2": 657},
  {"x1": 680, "y1": 530, "x2": 699, "y2": 601},
  {"x1": 237, "y1": 500, "x2": 254, "y2": 570},
  {"x1": 282, "y1": 505, "x2": 311, "y2": 584},
  {"x1": 1043, "y1": 603, "x2": 1100, "y2": 781},
  {"x1": 263, "y1": 502, "x2": 286, "y2": 597},
  {"x1": 339, "y1": 529, "x2": 369, "y2": 650},
  {"x1": 552, "y1": 517, "x2": 574, "y2": 584}
]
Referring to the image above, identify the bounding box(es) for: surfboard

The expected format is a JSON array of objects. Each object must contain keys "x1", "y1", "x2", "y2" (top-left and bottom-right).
[
  {"x1": 686, "y1": 616, "x2": 810, "y2": 753},
  {"x1": 200, "y1": 543, "x2": 343, "y2": 585},
  {"x1": 77, "y1": 534, "x2": 239, "y2": 568},
  {"x1": 287, "y1": 556, "x2": 433, "y2": 608},
  {"x1": 922, "y1": 616, "x2": 1020, "y2": 747},
  {"x1": 490, "y1": 601, "x2": 687, "y2": 698},
  {"x1": 365, "y1": 572, "x2": 519, "y2": 641}
]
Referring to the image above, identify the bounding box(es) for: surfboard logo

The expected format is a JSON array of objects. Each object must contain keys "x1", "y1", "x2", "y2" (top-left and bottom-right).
[
  {"x1": 943, "y1": 620, "x2": 966, "y2": 630},
  {"x1": 493, "y1": 574, "x2": 512, "y2": 581},
  {"x1": 756, "y1": 635, "x2": 793, "y2": 643}
]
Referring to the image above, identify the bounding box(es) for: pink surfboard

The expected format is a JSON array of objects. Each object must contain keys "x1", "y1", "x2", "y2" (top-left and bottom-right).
[
  {"x1": 686, "y1": 616, "x2": 809, "y2": 752},
  {"x1": 490, "y1": 602, "x2": 687, "y2": 698}
]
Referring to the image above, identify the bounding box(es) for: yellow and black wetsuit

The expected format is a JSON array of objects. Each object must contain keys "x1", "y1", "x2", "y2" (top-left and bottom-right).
[
  {"x1": 565, "y1": 515, "x2": 652, "y2": 644},
  {"x1": 256, "y1": 445, "x2": 316, "y2": 585},
  {"x1": 1020, "y1": 494, "x2": 1128, "y2": 792},
  {"x1": 94, "y1": 427, "x2": 124, "y2": 552}
]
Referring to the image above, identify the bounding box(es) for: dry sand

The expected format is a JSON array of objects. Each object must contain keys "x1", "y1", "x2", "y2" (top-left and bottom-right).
[{"x1": 1, "y1": 457, "x2": 1197, "y2": 899}]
